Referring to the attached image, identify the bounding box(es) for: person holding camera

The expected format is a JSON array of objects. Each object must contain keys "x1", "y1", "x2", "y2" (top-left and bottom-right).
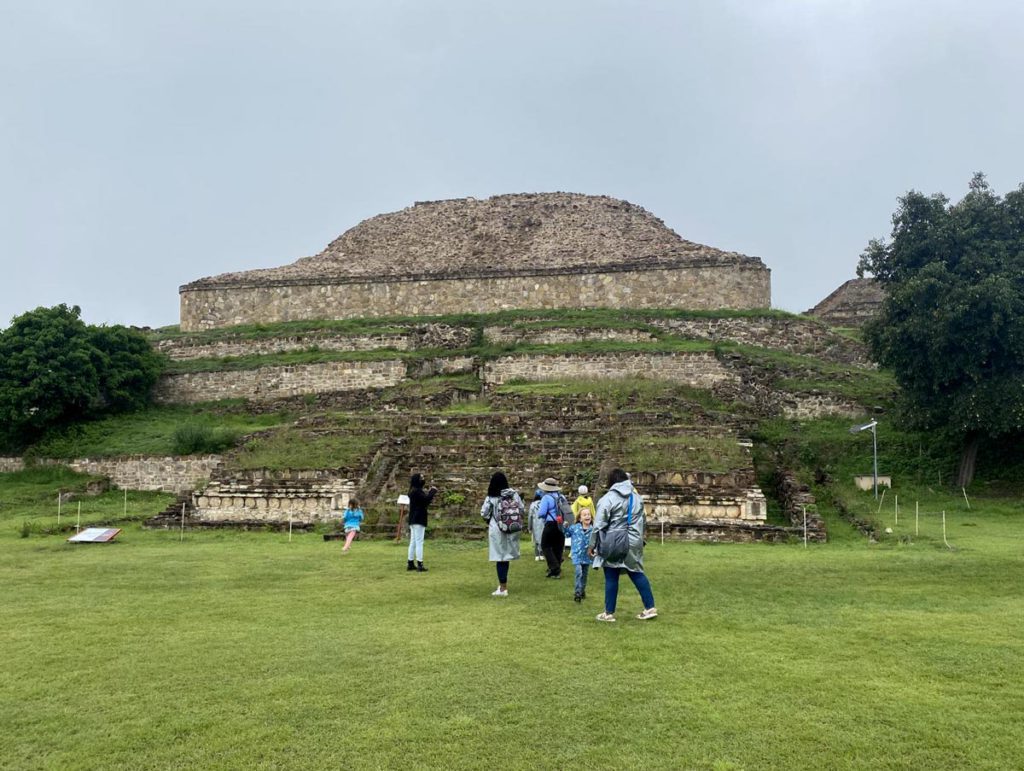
[{"x1": 407, "y1": 473, "x2": 437, "y2": 572}]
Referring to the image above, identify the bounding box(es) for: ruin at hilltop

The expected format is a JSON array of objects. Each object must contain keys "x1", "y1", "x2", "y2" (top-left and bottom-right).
[{"x1": 179, "y1": 193, "x2": 771, "y2": 330}]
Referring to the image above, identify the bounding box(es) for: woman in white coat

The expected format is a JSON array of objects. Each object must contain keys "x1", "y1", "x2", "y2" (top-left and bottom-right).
[{"x1": 480, "y1": 471, "x2": 523, "y2": 597}]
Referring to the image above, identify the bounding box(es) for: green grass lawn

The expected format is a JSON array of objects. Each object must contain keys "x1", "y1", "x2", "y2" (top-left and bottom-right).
[{"x1": 2, "y1": 491, "x2": 1021, "y2": 770}]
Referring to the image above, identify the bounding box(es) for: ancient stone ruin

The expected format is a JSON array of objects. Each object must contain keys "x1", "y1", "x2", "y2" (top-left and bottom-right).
[
  {"x1": 807, "y1": 277, "x2": 885, "y2": 328},
  {"x1": 179, "y1": 192, "x2": 771, "y2": 330}
]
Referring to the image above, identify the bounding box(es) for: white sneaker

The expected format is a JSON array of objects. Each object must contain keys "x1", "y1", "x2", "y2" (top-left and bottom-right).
[
  {"x1": 636, "y1": 607, "x2": 658, "y2": 620},
  {"x1": 491, "y1": 587, "x2": 508, "y2": 597},
  {"x1": 535, "y1": 556, "x2": 543, "y2": 561}
]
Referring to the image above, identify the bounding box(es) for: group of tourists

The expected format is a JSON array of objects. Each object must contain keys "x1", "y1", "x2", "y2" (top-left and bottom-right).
[
  {"x1": 338, "y1": 468, "x2": 657, "y2": 622},
  {"x1": 482, "y1": 469, "x2": 657, "y2": 621}
]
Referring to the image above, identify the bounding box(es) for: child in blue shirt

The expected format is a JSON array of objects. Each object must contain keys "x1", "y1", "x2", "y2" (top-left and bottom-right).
[
  {"x1": 566, "y1": 507, "x2": 594, "y2": 602},
  {"x1": 342, "y1": 499, "x2": 364, "y2": 552}
]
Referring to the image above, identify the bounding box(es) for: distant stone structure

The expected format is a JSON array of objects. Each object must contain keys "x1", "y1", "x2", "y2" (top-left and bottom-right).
[
  {"x1": 179, "y1": 193, "x2": 771, "y2": 331},
  {"x1": 807, "y1": 278, "x2": 885, "y2": 328}
]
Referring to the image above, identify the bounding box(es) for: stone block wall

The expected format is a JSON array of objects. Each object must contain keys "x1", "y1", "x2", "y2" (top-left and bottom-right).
[
  {"x1": 649, "y1": 316, "x2": 871, "y2": 367},
  {"x1": 0, "y1": 457, "x2": 25, "y2": 473},
  {"x1": 156, "y1": 333, "x2": 412, "y2": 361},
  {"x1": 64, "y1": 456, "x2": 223, "y2": 492},
  {"x1": 781, "y1": 393, "x2": 864, "y2": 420},
  {"x1": 481, "y1": 351, "x2": 737, "y2": 389},
  {"x1": 179, "y1": 264, "x2": 771, "y2": 331},
  {"x1": 0, "y1": 456, "x2": 222, "y2": 492},
  {"x1": 483, "y1": 326, "x2": 656, "y2": 346},
  {"x1": 155, "y1": 324, "x2": 477, "y2": 362},
  {"x1": 191, "y1": 476, "x2": 358, "y2": 525},
  {"x1": 153, "y1": 360, "x2": 408, "y2": 404}
]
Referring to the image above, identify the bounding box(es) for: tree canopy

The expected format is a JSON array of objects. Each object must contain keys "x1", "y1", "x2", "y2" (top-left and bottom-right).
[
  {"x1": 0, "y1": 305, "x2": 164, "y2": 451},
  {"x1": 858, "y1": 174, "x2": 1024, "y2": 485}
]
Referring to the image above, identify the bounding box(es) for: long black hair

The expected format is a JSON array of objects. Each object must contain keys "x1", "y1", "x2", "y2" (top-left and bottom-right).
[
  {"x1": 488, "y1": 471, "x2": 509, "y2": 498},
  {"x1": 410, "y1": 473, "x2": 425, "y2": 490},
  {"x1": 607, "y1": 468, "x2": 628, "y2": 486}
]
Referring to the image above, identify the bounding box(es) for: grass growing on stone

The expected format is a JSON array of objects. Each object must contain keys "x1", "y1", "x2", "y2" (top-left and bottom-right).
[
  {"x1": 1, "y1": 502, "x2": 1021, "y2": 769},
  {"x1": 26, "y1": 405, "x2": 291, "y2": 459},
  {"x1": 231, "y1": 428, "x2": 381, "y2": 471},
  {"x1": 161, "y1": 339, "x2": 721, "y2": 375},
  {"x1": 624, "y1": 435, "x2": 752, "y2": 474},
  {"x1": 494, "y1": 377, "x2": 737, "y2": 413},
  {"x1": 722, "y1": 343, "x2": 896, "y2": 406},
  {"x1": 152, "y1": 307, "x2": 808, "y2": 350}
]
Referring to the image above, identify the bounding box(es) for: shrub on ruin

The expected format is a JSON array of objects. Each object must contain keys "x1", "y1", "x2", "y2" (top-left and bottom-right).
[{"x1": 171, "y1": 423, "x2": 240, "y2": 455}]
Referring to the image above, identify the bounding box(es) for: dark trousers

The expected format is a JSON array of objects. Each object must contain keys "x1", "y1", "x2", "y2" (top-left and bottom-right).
[
  {"x1": 541, "y1": 522, "x2": 564, "y2": 575},
  {"x1": 496, "y1": 560, "x2": 509, "y2": 584}
]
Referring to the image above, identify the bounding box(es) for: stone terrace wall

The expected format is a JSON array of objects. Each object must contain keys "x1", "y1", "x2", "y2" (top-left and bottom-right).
[
  {"x1": 483, "y1": 326, "x2": 656, "y2": 346},
  {"x1": 153, "y1": 360, "x2": 407, "y2": 404},
  {"x1": 180, "y1": 264, "x2": 770, "y2": 331},
  {"x1": 157, "y1": 333, "x2": 411, "y2": 361},
  {"x1": 481, "y1": 351, "x2": 737, "y2": 389},
  {"x1": 192, "y1": 476, "x2": 358, "y2": 525},
  {"x1": 649, "y1": 316, "x2": 871, "y2": 367},
  {"x1": 64, "y1": 456, "x2": 223, "y2": 492},
  {"x1": 156, "y1": 324, "x2": 476, "y2": 362},
  {"x1": 0, "y1": 456, "x2": 222, "y2": 492},
  {"x1": 0, "y1": 457, "x2": 25, "y2": 473}
]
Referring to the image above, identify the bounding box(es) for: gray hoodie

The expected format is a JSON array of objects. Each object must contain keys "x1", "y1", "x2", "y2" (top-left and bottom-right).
[{"x1": 589, "y1": 480, "x2": 646, "y2": 572}]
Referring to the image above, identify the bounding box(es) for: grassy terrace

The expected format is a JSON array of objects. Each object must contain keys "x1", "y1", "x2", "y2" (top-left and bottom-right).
[
  {"x1": 1, "y1": 478, "x2": 1021, "y2": 769},
  {"x1": 25, "y1": 404, "x2": 292, "y2": 459},
  {"x1": 161, "y1": 338, "x2": 722, "y2": 375},
  {"x1": 151, "y1": 306, "x2": 803, "y2": 343}
]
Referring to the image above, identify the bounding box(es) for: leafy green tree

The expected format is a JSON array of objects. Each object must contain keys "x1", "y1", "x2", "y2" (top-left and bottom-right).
[
  {"x1": 858, "y1": 174, "x2": 1024, "y2": 486},
  {"x1": 0, "y1": 305, "x2": 164, "y2": 450}
]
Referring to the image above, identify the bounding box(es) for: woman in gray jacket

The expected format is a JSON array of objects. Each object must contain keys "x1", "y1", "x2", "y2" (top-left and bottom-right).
[
  {"x1": 481, "y1": 471, "x2": 523, "y2": 597},
  {"x1": 588, "y1": 468, "x2": 657, "y2": 622}
]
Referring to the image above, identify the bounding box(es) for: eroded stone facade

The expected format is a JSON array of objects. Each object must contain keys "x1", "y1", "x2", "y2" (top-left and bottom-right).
[
  {"x1": 191, "y1": 473, "x2": 358, "y2": 525},
  {"x1": 481, "y1": 352, "x2": 737, "y2": 389},
  {"x1": 153, "y1": 360, "x2": 408, "y2": 404},
  {"x1": 0, "y1": 456, "x2": 222, "y2": 492},
  {"x1": 180, "y1": 264, "x2": 770, "y2": 331}
]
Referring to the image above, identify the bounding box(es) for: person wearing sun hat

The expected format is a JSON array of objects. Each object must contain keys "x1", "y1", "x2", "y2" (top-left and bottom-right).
[{"x1": 536, "y1": 477, "x2": 568, "y2": 578}]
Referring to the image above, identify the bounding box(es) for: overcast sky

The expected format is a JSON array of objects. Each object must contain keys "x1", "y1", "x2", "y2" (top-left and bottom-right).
[{"x1": 2, "y1": 0, "x2": 1022, "y2": 329}]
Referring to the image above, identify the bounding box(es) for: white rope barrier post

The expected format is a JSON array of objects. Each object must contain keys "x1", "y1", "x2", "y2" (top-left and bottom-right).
[
  {"x1": 123, "y1": 488, "x2": 127, "y2": 519},
  {"x1": 57, "y1": 493, "x2": 61, "y2": 529},
  {"x1": 179, "y1": 502, "x2": 186, "y2": 542},
  {"x1": 962, "y1": 487, "x2": 971, "y2": 509},
  {"x1": 288, "y1": 513, "x2": 293, "y2": 543},
  {"x1": 942, "y1": 510, "x2": 951, "y2": 549},
  {"x1": 76, "y1": 502, "x2": 81, "y2": 533},
  {"x1": 660, "y1": 520, "x2": 665, "y2": 545},
  {"x1": 877, "y1": 488, "x2": 887, "y2": 514},
  {"x1": 894, "y1": 495, "x2": 898, "y2": 529},
  {"x1": 915, "y1": 501, "x2": 919, "y2": 537},
  {"x1": 802, "y1": 505, "x2": 807, "y2": 548}
]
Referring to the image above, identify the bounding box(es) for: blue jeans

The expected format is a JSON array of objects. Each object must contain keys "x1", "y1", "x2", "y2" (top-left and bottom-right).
[
  {"x1": 603, "y1": 567, "x2": 655, "y2": 614},
  {"x1": 574, "y1": 563, "x2": 591, "y2": 596},
  {"x1": 407, "y1": 524, "x2": 425, "y2": 561}
]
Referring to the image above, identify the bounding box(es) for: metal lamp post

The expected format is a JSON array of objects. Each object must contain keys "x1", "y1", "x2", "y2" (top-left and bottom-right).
[{"x1": 849, "y1": 420, "x2": 879, "y2": 498}]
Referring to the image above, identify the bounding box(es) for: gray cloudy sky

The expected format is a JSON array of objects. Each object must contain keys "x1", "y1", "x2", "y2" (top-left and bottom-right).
[{"x1": 2, "y1": 0, "x2": 1022, "y2": 329}]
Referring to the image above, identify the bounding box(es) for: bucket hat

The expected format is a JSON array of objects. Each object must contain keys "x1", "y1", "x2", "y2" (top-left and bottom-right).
[{"x1": 537, "y1": 477, "x2": 561, "y2": 492}]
